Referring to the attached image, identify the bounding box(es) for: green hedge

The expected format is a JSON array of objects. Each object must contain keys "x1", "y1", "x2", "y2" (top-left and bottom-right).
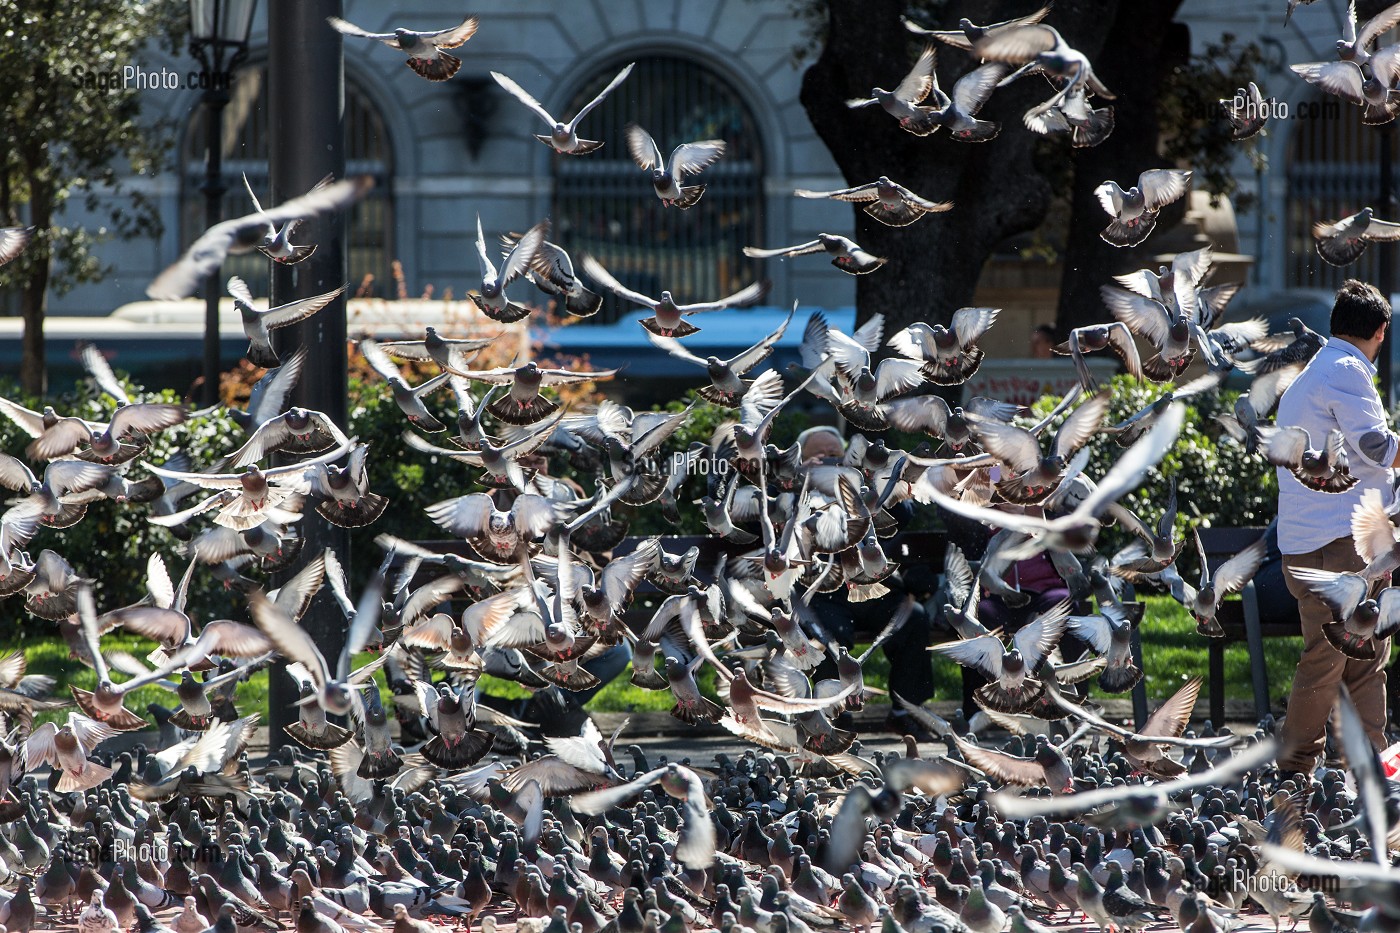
[
  {"x1": 0, "y1": 370, "x2": 1275, "y2": 633},
  {"x1": 1028, "y1": 374, "x2": 1278, "y2": 543}
]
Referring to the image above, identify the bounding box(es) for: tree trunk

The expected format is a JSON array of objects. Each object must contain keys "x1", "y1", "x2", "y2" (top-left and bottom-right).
[
  {"x1": 20, "y1": 178, "x2": 49, "y2": 397},
  {"x1": 1055, "y1": 3, "x2": 1189, "y2": 334},
  {"x1": 801, "y1": 0, "x2": 1170, "y2": 337}
]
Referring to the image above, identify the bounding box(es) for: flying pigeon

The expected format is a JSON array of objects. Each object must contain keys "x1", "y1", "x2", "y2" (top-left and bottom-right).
[
  {"x1": 744, "y1": 234, "x2": 886, "y2": 275},
  {"x1": 845, "y1": 44, "x2": 943, "y2": 135},
  {"x1": 227, "y1": 276, "x2": 346, "y2": 369},
  {"x1": 793, "y1": 176, "x2": 952, "y2": 227},
  {"x1": 470, "y1": 216, "x2": 548, "y2": 323},
  {"x1": 147, "y1": 176, "x2": 373, "y2": 300},
  {"x1": 491, "y1": 62, "x2": 635, "y2": 154},
  {"x1": 328, "y1": 14, "x2": 480, "y2": 82},
  {"x1": 241, "y1": 172, "x2": 331, "y2": 265},
  {"x1": 1095, "y1": 169, "x2": 1193, "y2": 247},
  {"x1": 581, "y1": 254, "x2": 768, "y2": 337},
  {"x1": 625, "y1": 124, "x2": 726, "y2": 208},
  {"x1": 1312, "y1": 207, "x2": 1400, "y2": 266}
]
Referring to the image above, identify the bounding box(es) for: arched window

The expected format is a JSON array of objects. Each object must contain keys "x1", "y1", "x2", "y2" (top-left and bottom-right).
[
  {"x1": 181, "y1": 64, "x2": 393, "y2": 297},
  {"x1": 552, "y1": 55, "x2": 765, "y2": 323},
  {"x1": 1284, "y1": 94, "x2": 1378, "y2": 290}
]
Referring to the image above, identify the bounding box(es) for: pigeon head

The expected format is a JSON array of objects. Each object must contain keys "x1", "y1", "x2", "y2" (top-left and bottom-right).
[
  {"x1": 436, "y1": 689, "x2": 462, "y2": 717},
  {"x1": 930, "y1": 326, "x2": 959, "y2": 350},
  {"x1": 543, "y1": 622, "x2": 575, "y2": 651},
  {"x1": 321, "y1": 682, "x2": 354, "y2": 716},
  {"x1": 393, "y1": 28, "x2": 417, "y2": 48}
]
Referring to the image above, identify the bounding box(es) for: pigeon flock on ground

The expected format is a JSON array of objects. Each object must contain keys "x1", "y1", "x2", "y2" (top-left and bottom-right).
[{"x1": 0, "y1": 5, "x2": 1395, "y2": 933}]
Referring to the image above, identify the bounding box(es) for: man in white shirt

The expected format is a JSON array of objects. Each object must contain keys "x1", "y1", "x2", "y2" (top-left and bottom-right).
[{"x1": 1275, "y1": 279, "x2": 1399, "y2": 779}]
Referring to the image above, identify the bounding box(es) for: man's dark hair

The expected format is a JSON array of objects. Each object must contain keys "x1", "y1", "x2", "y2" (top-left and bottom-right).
[
  {"x1": 1331, "y1": 279, "x2": 1391, "y2": 339},
  {"x1": 1034, "y1": 323, "x2": 1059, "y2": 341}
]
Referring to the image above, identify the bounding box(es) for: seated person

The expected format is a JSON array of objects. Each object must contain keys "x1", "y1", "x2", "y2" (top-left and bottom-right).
[
  {"x1": 798, "y1": 427, "x2": 939, "y2": 737},
  {"x1": 937, "y1": 503, "x2": 1087, "y2": 714}
]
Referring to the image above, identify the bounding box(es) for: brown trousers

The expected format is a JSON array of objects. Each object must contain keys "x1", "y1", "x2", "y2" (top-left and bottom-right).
[{"x1": 1278, "y1": 534, "x2": 1391, "y2": 773}]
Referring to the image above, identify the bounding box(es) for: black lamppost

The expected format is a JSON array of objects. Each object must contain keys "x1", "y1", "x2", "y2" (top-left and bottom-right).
[{"x1": 188, "y1": 0, "x2": 257, "y2": 406}]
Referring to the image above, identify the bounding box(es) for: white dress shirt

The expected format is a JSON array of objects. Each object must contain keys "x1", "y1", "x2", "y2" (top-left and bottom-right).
[{"x1": 1275, "y1": 336, "x2": 1397, "y2": 555}]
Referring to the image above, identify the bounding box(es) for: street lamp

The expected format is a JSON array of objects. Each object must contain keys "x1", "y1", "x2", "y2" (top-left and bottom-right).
[{"x1": 188, "y1": 0, "x2": 257, "y2": 406}]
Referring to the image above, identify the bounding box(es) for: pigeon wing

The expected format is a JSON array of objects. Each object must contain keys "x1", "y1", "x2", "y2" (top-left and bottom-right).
[
  {"x1": 260, "y1": 285, "x2": 347, "y2": 330},
  {"x1": 895, "y1": 44, "x2": 938, "y2": 104},
  {"x1": 1139, "y1": 169, "x2": 1193, "y2": 211},
  {"x1": 931, "y1": 634, "x2": 1007, "y2": 679},
  {"x1": 571, "y1": 62, "x2": 636, "y2": 127},
  {"x1": 669, "y1": 140, "x2": 726, "y2": 178},
  {"x1": 580, "y1": 255, "x2": 658, "y2": 307},
  {"x1": 325, "y1": 16, "x2": 396, "y2": 41},
  {"x1": 950, "y1": 307, "x2": 1000, "y2": 347},
  {"x1": 490, "y1": 71, "x2": 556, "y2": 126},
  {"x1": 418, "y1": 15, "x2": 480, "y2": 48},
  {"x1": 1288, "y1": 566, "x2": 1368, "y2": 621},
  {"x1": 626, "y1": 124, "x2": 665, "y2": 172},
  {"x1": 1213, "y1": 535, "x2": 1268, "y2": 597},
  {"x1": 953, "y1": 736, "x2": 1047, "y2": 786}
]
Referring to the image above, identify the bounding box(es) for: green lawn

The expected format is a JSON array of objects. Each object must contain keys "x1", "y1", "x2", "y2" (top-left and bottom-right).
[{"x1": 11, "y1": 595, "x2": 1301, "y2": 726}]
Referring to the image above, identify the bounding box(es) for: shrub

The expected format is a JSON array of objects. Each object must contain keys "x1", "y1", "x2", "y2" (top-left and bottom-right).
[{"x1": 1029, "y1": 374, "x2": 1277, "y2": 548}]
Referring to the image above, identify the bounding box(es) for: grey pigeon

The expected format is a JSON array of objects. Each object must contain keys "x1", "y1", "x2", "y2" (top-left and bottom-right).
[
  {"x1": 925, "y1": 62, "x2": 1011, "y2": 141},
  {"x1": 491, "y1": 63, "x2": 634, "y2": 154},
  {"x1": 794, "y1": 176, "x2": 952, "y2": 227},
  {"x1": 846, "y1": 44, "x2": 942, "y2": 135},
  {"x1": 902, "y1": 5, "x2": 1053, "y2": 50},
  {"x1": 1290, "y1": 59, "x2": 1400, "y2": 125},
  {"x1": 1095, "y1": 169, "x2": 1192, "y2": 247},
  {"x1": 1312, "y1": 207, "x2": 1400, "y2": 266},
  {"x1": 328, "y1": 14, "x2": 479, "y2": 82},
  {"x1": 227, "y1": 275, "x2": 346, "y2": 369},
  {"x1": 501, "y1": 234, "x2": 602, "y2": 318},
  {"x1": 744, "y1": 234, "x2": 886, "y2": 275},
  {"x1": 360, "y1": 338, "x2": 453, "y2": 432},
  {"x1": 1220, "y1": 82, "x2": 1273, "y2": 140},
  {"x1": 581, "y1": 254, "x2": 767, "y2": 337},
  {"x1": 975, "y1": 25, "x2": 1116, "y2": 101},
  {"x1": 1257, "y1": 425, "x2": 1358, "y2": 493},
  {"x1": 625, "y1": 124, "x2": 726, "y2": 208},
  {"x1": 378, "y1": 327, "x2": 497, "y2": 373},
  {"x1": 241, "y1": 172, "x2": 330, "y2": 264},
  {"x1": 470, "y1": 215, "x2": 548, "y2": 323},
  {"x1": 147, "y1": 175, "x2": 373, "y2": 299}
]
